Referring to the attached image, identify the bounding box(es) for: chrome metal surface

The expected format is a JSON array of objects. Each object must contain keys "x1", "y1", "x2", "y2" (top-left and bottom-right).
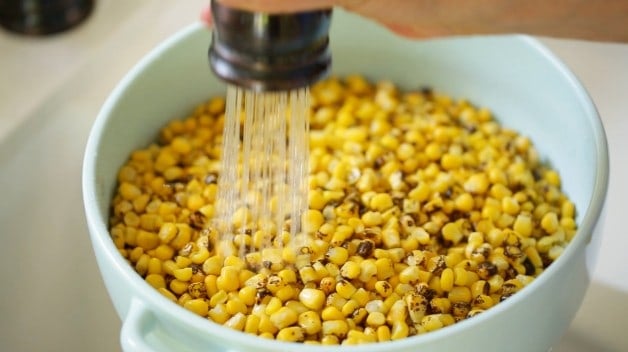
[{"x1": 208, "y1": 0, "x2": 331, "y2": 91}]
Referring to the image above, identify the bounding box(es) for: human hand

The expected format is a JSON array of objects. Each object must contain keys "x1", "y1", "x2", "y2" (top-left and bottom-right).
[{"x1": 203, "y1": 0, "x2": 628, "y2": 42}]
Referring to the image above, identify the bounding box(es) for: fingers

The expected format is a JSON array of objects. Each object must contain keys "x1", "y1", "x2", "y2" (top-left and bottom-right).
[
  {"x1": 215, "y1": 0, "x2": 336, "y2": 13},
  {"x1": 200, "y1": 5, "x2": 212, "y2": 27}
]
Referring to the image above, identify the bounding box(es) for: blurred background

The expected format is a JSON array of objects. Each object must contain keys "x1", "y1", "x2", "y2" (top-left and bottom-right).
[{"x1": 1, "y1": 1, "x2": 627, "y2": 351}]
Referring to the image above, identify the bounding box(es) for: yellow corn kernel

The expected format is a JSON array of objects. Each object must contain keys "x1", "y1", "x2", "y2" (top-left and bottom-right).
[
  {"x1": 326, "y1": 246, "x2": 349, "y2": 266},
  {"x1": 258, "y1": 314, "x2": 279, "y2": 334},
  {"x1": 298, "y1": 311, "x2": 322, "y2": 335},
  {"x1": 321, "y1": 320, "x2": 349, "y2": 337},
  {"x1": 265, "y1": 296, "x2": 283, "y2": 316},
  {"x1": 173, "y1": 267, "x2": 193, "y2": 282},
  {"x1": 440, "y1": 268, "x2": 454, "y2": 292},
  {"x1": 184, "y1": 299, "x2": 209, "y2": 316},
  {"x1": 321, "y1": 306, "x2": 344, "y2": 321},
  {"x1": 277, "y1": 327, "x2": 305, "y2": 342},
  {"x1": 399, "y1": 265, "x2": 421, "y2": 285},
  {"x1": 244, "y1": 314, "x2": 260, "y2": 334},
  {"x1": 366, "y1": 311, "x2": 386, "y2": 327},
  {"x1": 270, "y1": 307, "x2": 298, "y2": 329},
  {"x1": 208, "y1": 303, "x2": 230, "y2": 324},
  {"x1": 158, "y1": 287, "x2": 177, "y2": 302},
  {"x1": 299, "y1": 266, "x2": 318, "y2": 284},
  {"x1": 299, "y1": 288, "x2": 326, "y2": 311},
  {"x1": 303, "y1": 209, "x2": 325, "y2": 233},
  {"x1": 216, "y1": 266, "x2": 239, "y2": 292},
  {"x1": 145, "y1": 274, "x2": 166, "y2": 289},
  {"x1": 513, "y1": 214, "x2": 533, "y2": 237},
  {"x1": 448, "y1": 286, "x2": 472, "y2": 303},
  {"x1": 541, "y1": 212, "x2": 559, "y2": 234},
  {"x1": 225, "y1": 297, "x2": 248, "y2": 315},
  {"x1": 370, "y1": 193, "x2": 394, "y2": 211},
  {"x1": 390, "y1": 321, "x2": 409, "y2": 340},
  {"x1": 340, "y1": 261, "x2": 361, "y2": 279},
  {"x1": 464, "y1": 173, "x2": 489, "y2": 194},
  {"x1": 375, "y1": 258, "x2": 395, "y2": 280},
  {"x1": 454, "y1": 193, "x2": 474, "y2": 212},
  {"x1": 321, "y1": 335, "x2": 340, "y2": 345},
  {"x1": 136, "y1": 230, "x2": 159, "y2": 250},
  {"x1": 336, "y1": 279, "x2": 357, "y2": 299},
  {"x1": 224, "y1": 312, "x2": 247, "y2": 331},
  {"x1": 421, "y1": 314, "x2": 444, "y2": 332}
]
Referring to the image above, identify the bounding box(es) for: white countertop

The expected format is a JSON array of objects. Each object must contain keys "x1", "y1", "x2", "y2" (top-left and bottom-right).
[{"x1": 1, "y1": 1, "x2": 627, "y2": 351}]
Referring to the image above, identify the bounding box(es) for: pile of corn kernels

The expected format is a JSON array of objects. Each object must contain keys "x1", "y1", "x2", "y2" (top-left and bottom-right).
[{"x1": 109, "y1": 75, "x2": 577, "y2": 345}]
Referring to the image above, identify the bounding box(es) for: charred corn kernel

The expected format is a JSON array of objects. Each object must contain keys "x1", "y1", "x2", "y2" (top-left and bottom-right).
[
  {"x1": 319, "y1": 276, "x2": 336, "y2": 294},
  {"x1": 374, "y1": 281, "x2": 393, "y2": 297},
  {"x1": 473, "y1": 294, "x2": 495, "y2": 309},
  {"x1": 184, "y1": 299, "x2": 209, "y2": 316},
  {"x1": 525, "y1": 246, "x2": 543, "y2": 268},
  {"x1": 421, "y1": 314, "x2": 444, "y2": 332},
  {"x1": 112, "y1": 77, "x2": 578, "y2": 343},
  {"x1": 336, "y1": 280, "x2": 357, "y2": 299},
  {"x1": 299, "y1": 288, "x2": 326, "y2": 311},
  {"x1": 270, "y1": 307, "x2": 298, "y2": 329}
]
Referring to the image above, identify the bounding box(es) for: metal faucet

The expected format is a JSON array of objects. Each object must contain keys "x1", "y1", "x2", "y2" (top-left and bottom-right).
[{"x1": 208, "y1": 0, "x2": 332, "y2": 91}]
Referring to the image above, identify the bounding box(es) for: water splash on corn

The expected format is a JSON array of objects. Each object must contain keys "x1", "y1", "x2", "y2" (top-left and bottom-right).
[{"x1": 213, "y1": 85, "x2": 310, "y2": 261}]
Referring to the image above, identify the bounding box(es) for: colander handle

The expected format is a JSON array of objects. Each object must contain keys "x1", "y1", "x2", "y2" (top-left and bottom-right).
[
  {"x1": 120, "y1": 299, "x2": 161, "y2": 352},
  {"x1": 120, "y1": 299, "x2": 241, "y2": 352}
]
